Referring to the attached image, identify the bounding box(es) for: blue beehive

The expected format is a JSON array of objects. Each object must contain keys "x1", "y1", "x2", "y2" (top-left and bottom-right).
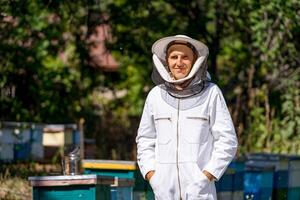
[
  {"x1": 82, "y1": 159, "x2": 135, "y2": 200},
  {"x1": 215, "y1": 159, "x2": 245, "y2": 200},
  {"x1": 14, "y1": 142, "x2": 31, "y2": 160},
  {"x1": 216, "y1": 168, "x2": 234, "y2": 200},
  {"x1": 246, "y1": 153, "x2": 294, "y2": 200},
  {"x1": 230, "y1": 160, "x2": 245, "y2": 200},
  {"x1": 244, "y1": 162, "x2": 274, "y2": 200},
  {"x1": 287, "y1": 156, "x2": 300, "y2": 200}
]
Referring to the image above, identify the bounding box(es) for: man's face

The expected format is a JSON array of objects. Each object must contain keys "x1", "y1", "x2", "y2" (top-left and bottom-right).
[{"x1": 167, "y1": 44, "x2": 195, "y2": 80}]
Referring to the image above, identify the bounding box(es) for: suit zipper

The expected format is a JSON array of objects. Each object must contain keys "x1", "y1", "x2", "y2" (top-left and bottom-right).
[{"x1": 176, "y1": 98, "x2": 182, "y2": 199}]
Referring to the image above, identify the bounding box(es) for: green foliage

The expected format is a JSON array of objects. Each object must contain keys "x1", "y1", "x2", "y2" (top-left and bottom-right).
[
  {"x1": 0, "y1": 1, "x2": 102, "y2": 123},
  {"x1": 280, "y1": 73, "x2": 300, "y2": 149},
  {"x1": 237, "y1": 0, "x2": 300, "y2": 154}
]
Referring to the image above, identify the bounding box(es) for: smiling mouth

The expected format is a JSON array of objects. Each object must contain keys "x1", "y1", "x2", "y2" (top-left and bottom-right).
[{"x1": 175, "y1": 69, "x2": 186, "y2": 72}]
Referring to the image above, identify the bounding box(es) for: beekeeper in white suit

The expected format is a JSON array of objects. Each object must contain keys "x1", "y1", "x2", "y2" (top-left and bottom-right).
[{"x1": 136, "y1": 35, "x2": 238, "y2": 200}]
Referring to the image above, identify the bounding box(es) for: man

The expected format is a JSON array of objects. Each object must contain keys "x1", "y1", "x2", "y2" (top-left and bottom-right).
[{"x1": 136, "y1": 35, "x2": 238, "y2": 200}]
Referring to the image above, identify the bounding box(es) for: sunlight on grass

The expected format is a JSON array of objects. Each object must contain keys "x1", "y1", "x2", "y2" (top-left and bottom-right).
[{"x1": 0, "y1": 170, "x2": 32, "y2": 200}]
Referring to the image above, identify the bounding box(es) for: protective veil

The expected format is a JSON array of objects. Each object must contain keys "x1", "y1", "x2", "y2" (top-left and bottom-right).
[{"x1": 151, "y1": 35, "x2": 210, "y2": 100}]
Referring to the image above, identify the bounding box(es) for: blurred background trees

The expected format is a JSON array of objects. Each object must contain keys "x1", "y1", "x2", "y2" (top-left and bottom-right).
[{"x1": 0, "y1": 0, "x2": 299, "y2": 159}]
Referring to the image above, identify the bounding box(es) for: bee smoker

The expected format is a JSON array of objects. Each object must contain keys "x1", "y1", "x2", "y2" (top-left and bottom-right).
[{"x1": 62, "y1": 146, "x2": 81, "y2": 175}]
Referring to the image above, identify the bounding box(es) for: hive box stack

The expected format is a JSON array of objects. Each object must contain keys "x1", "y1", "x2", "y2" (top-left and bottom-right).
[
  {"x1": 0, "y1": 122, "x2": 80, "y2": 163},
  {"x1": 0, "y1": 122, "x2": 34, "y2": 162},
  {"x1": 82, "y1": 159, "x2": 136, "y2": 200}
]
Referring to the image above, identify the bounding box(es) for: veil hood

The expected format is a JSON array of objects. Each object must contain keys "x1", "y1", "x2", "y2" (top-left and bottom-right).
[{"x1": 151, "y1": 35, "x2": 210, "y2": 98}]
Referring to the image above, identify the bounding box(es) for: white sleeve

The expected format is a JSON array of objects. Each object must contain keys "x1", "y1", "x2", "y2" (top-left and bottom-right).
[
  {"x1": 203, "y1": 86, "x2": 238, "y2": 180},
  {"x1": 136, "y1": 98, "x2": 156, "y2": 179}
]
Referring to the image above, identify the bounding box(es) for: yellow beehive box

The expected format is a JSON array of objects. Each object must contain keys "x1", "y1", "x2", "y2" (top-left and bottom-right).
[{"x1": 42, "y1": 125, "x2": 73, "y2": 146}]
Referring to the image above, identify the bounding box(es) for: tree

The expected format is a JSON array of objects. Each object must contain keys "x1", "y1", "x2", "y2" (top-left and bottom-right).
[
  {"x1": 223, "y1": 0, "x2": 300, "y2": 153},
  {"x1": 0, "y1": 1, "x2": 104, "y2": 123}
]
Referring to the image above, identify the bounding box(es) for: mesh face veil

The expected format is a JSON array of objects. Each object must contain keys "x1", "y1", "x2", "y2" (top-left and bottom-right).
[{"x1": 151, "y1": 35, "x2": 211, "y2": 100}]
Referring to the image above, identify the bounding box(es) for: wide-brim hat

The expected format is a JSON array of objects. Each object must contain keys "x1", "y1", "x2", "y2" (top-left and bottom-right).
[{"x1": 151, "y1": 35, "x2": 209, "y2": 61}]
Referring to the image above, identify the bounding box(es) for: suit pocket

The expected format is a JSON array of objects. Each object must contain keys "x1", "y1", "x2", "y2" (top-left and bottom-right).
[
  {"x1": 154, "y1": 113, "x2": 172, "y2": 144},
  {"x1": 185, "y1": 164, "x2": 211, "y2": 199},
  {"x1": 184, "y1": 114, "x2": 210, "y2": 144}
]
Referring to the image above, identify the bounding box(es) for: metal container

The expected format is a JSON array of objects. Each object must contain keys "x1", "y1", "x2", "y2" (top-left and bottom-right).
[{"x1": 62, "y1": 146, "x2": 81, "y2": 175}]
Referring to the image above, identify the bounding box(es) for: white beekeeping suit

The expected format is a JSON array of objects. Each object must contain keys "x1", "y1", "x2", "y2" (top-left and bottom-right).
[{"x1": 136, "y1": 35, "x2": 238, "y2": 200}]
